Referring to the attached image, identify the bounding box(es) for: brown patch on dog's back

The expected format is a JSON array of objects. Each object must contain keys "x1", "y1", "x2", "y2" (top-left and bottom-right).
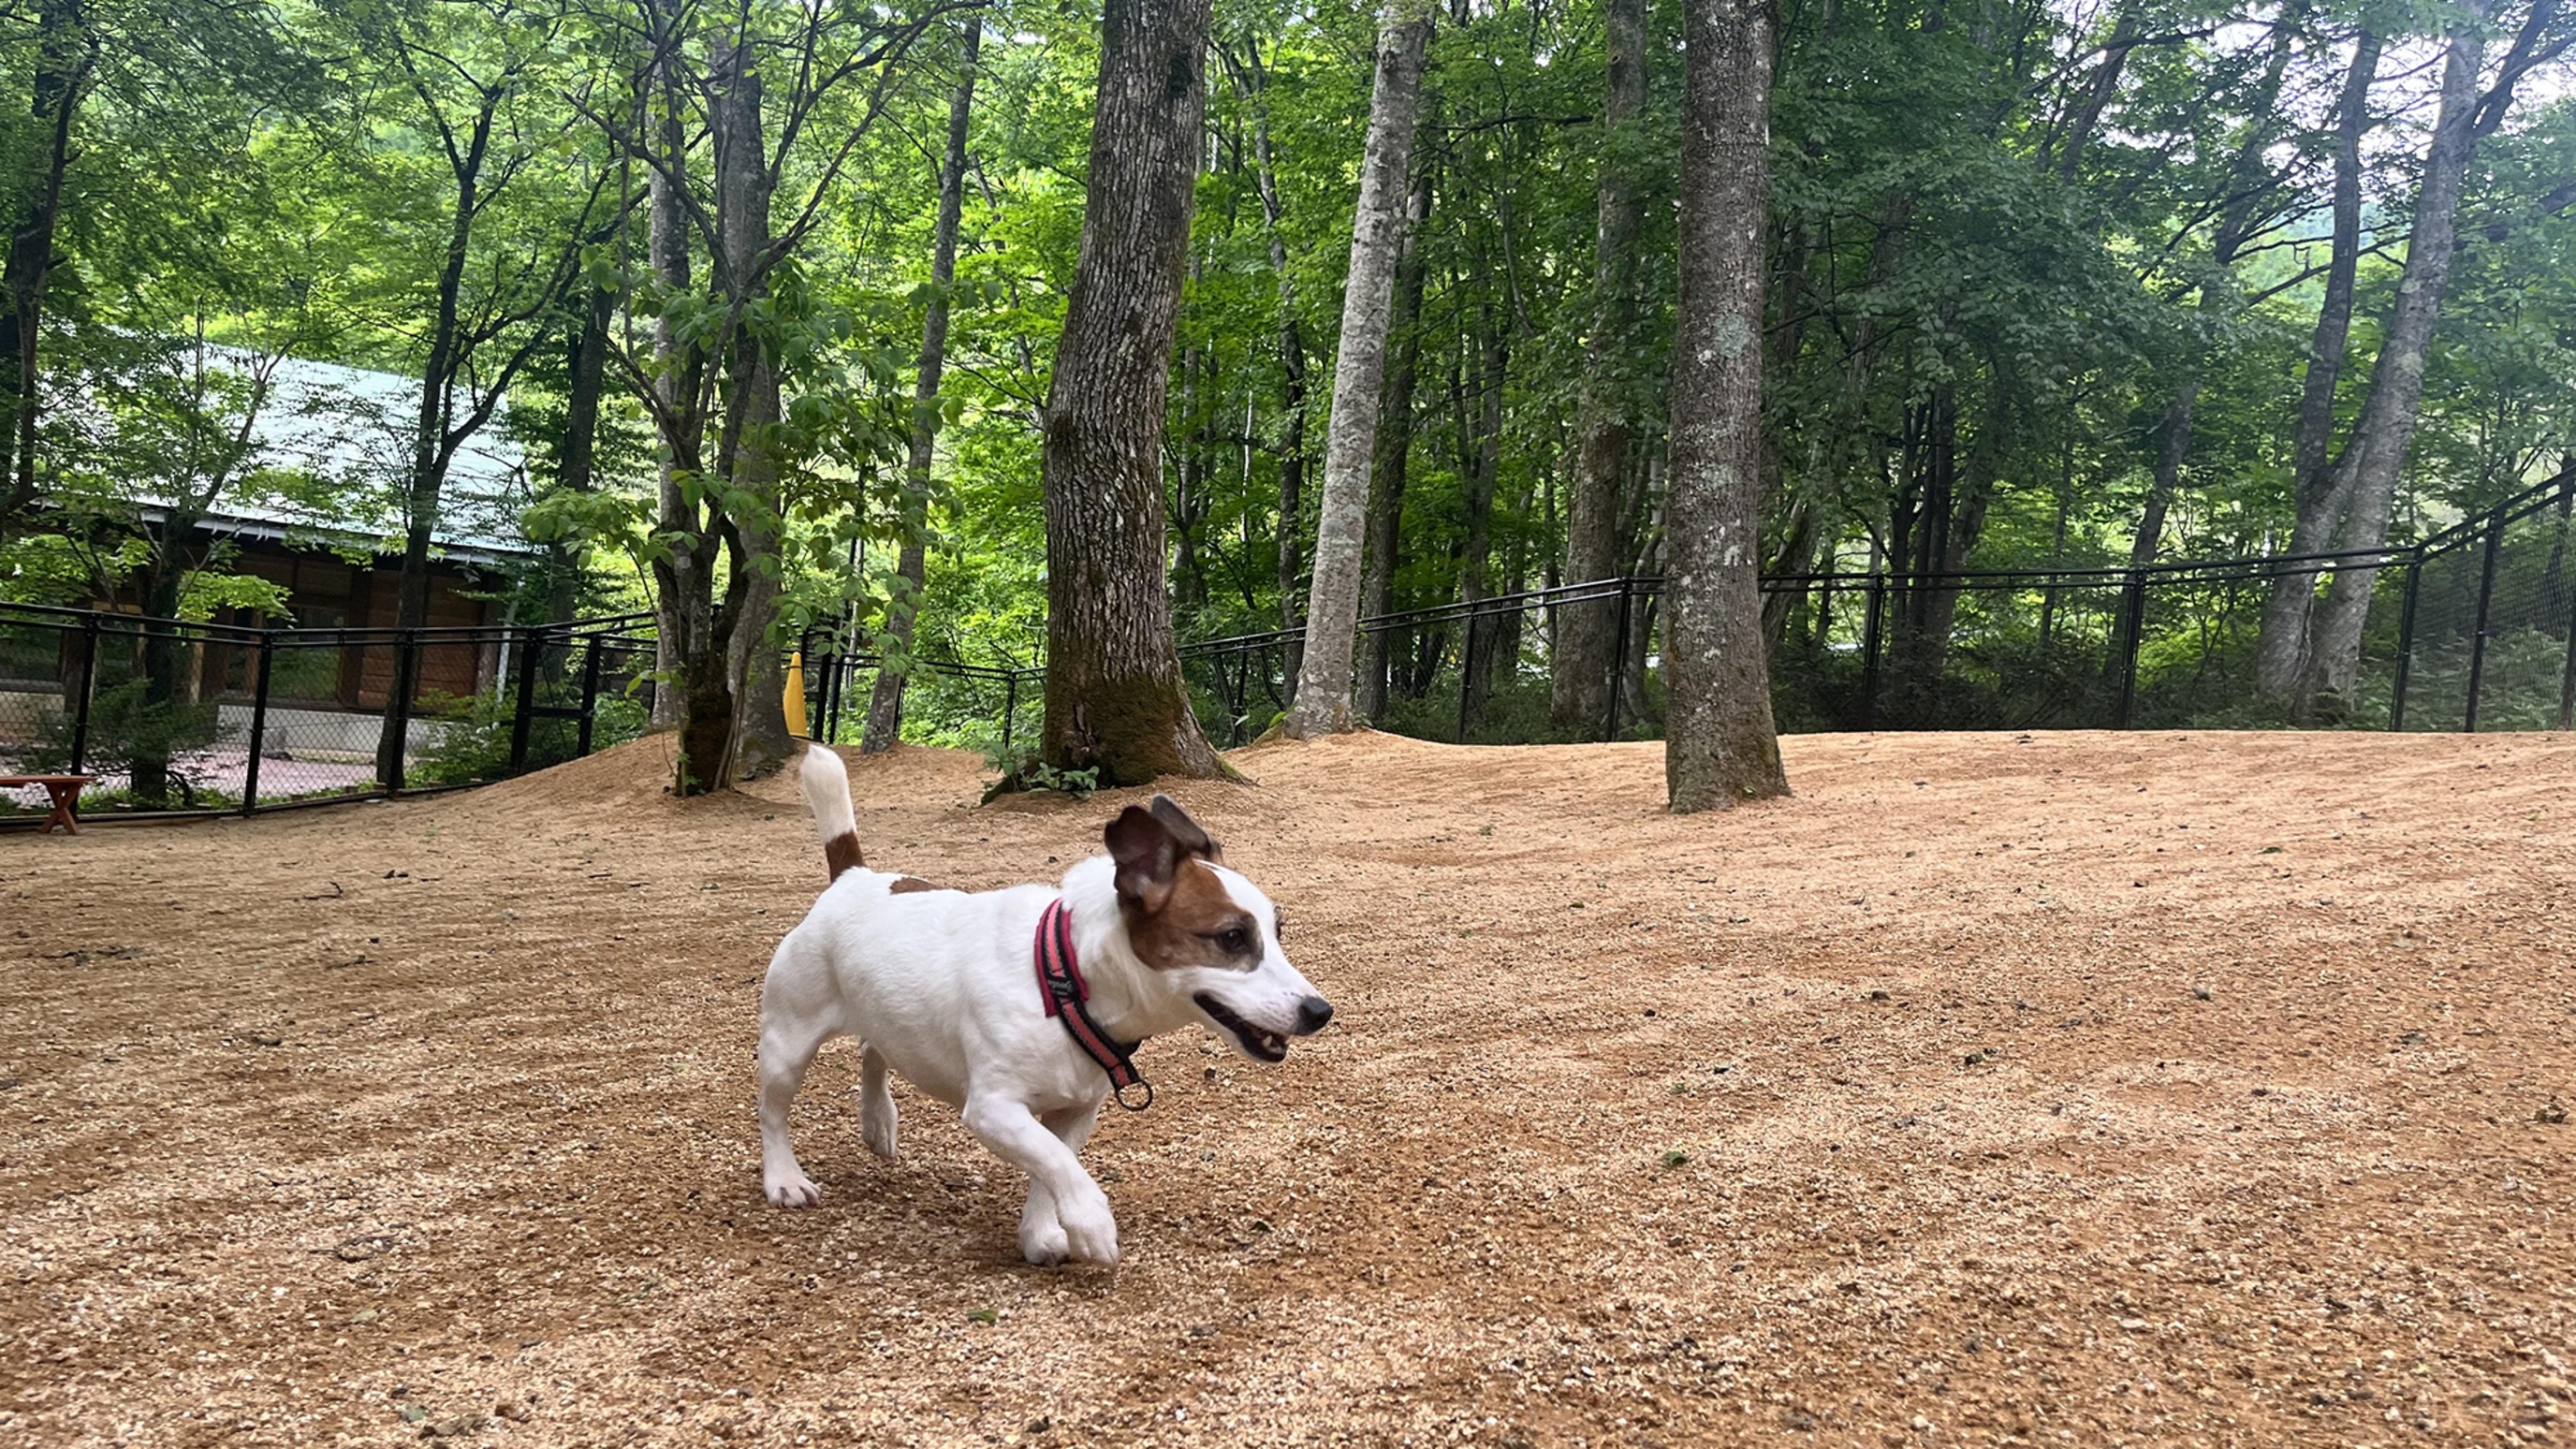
[
  {"x1": 1124, "y1": 859, "x2": 1255, "y2": 972},
  {"x1": 886, "y1": 876, "x2": 942, "y2": 895},
  {"x1": 824, "y1": 832, "x2": 863, "y2": 881}
]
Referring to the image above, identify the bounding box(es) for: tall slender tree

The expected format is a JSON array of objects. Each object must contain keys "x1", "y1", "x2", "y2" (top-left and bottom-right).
[
  {"x1": 1038, "y1": 0, "x2": 1225, "y2": 784},
  {"x1": 2302, "y1": 0, "x2": 2558, "y2": 715},
  {"x1": 1282, "y1": 4, "x2": 1431, "y2": 738},
  {"x1": 1663, "y1": 0, "x2": 1786, "y2": 812},
  {"x1": 1551, "y1": 0, "x2": 1647, "y2": 735},
  {"x1": 862, "y1": 17, "x2": 982, "y2": 754},
  {"x1": 2254, "y1": 29, "x2": 2379, "y2": 705}
]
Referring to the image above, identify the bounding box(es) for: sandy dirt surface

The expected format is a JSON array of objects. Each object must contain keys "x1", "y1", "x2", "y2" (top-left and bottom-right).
[{"x1": 3, "y1": 728, "x2": 2572, "y2": 1448}]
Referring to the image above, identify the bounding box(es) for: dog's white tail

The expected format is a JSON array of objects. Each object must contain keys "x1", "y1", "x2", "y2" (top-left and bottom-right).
[{"x1": 800, "y1": 743, "x2": 862, "y2": 880}]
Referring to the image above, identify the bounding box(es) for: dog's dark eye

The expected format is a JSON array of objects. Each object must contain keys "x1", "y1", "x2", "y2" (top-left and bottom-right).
[{"x1": 1220, "y1": 927, "x2": 1251, "y2": 955}]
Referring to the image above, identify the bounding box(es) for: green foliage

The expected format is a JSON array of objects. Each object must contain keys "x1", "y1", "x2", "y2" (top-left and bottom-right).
[
  {"x1": 408, "y1": 685, "x2": 652, "y2": 788},
  {"x1": 980, "y1": 741, "x2": 1101, "y2": 801}
]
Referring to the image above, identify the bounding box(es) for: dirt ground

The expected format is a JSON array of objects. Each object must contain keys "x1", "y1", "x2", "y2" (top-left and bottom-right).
[{"x1": 3, "y1": 728, "x2": 2571, "y2": 1449}]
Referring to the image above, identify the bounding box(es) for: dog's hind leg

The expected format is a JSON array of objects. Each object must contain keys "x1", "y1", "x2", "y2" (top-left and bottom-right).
[
  {"x1": 757, "y1": 947, "x2": 842, "y2": 1208},
  {"x1": 857, "y1": 1045, "x2": 899, "y2": 1160},
  {"x1": 1014, "y1": 1105, "x2": 1103, "y2": 1267}
]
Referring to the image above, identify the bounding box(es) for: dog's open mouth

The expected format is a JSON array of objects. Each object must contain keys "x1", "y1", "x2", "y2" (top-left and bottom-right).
[{"x1": 1193, "y1": 992, "x2": 1289, "y2": 1062}]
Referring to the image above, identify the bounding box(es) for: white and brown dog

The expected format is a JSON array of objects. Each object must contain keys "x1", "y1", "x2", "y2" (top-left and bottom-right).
[{"x1": 756, "y1": 744, "x2": 1333, "y2": 1266}]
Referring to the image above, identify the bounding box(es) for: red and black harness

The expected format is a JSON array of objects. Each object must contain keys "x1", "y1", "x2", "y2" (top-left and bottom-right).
[{"x1": 1033, "y1": 899, "x2": 1154, "y2": 1111}]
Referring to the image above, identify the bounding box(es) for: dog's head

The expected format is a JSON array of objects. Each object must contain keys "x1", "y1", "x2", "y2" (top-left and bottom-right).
[{"x1": 1104, "y1": 795, "x2": 1332, "y2": 1062}]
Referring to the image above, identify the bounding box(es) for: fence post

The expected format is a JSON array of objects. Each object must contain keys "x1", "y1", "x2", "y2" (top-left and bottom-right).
[
  {"x1": 66, "y1": 615, "x2": 98, "y2": 775},
  {"x1": 384, "y1": 630, "x2": 418, "y2": 792},
  {"x1": 1002, "y1": 670, "x2": 1019, "y2": 754},
  {"x1": 2391, "y1": 549, "x2": 2424, "y2": 732},
  {"x1": 576, "y1": 637, "x2": 605, "y2": 756},
  {"x1": 1456, "y1": 611, "x2": 1480, "y2": 744},
  {"x1": 508, "y1": 626, "x2": 541, "y2": 771},
  {"x1": 1860, "y1": 573, "x2": 1885, "y2": 731},
  {"x1": 2462, "y1": 508, "x2": 2506, "y2": 733},
  {"x1": 242, "y1": 634, "x2": 274, "y2": 815},
  {"x1": 2115, "y1": 568, "x2": 2148, "y2": 729},
  {"x1": 1604, "y1": 582, "x2": 1632, "y2": 742}
]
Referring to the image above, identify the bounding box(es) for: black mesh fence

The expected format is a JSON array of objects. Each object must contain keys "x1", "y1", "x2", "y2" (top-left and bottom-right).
[
  {"x1": 15, "y1": 478, "x2": 2569, "y2": 827},
  {"x1": 2397, "y1": 484, "x2": 2576, "y2": 733},
  {"x1": 797, "y1": 634, "x2": 1036, "y2": 757},
  {"x1": 0, "y1": 606, "x2": 655, "y2": 827},
  {"x1": 1171, "y1": 471, "x2": 2574, "y2": 747}
]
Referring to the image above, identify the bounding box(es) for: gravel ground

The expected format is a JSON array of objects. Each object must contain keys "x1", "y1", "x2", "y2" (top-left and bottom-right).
[{"x1": 2, "y1": 728, "x2": 2571, "y2": 1448}]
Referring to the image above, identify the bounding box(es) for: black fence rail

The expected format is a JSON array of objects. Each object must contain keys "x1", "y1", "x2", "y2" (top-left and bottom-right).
[{"x1": 0, "y1": 604, "x2": 656, "y2": 826}]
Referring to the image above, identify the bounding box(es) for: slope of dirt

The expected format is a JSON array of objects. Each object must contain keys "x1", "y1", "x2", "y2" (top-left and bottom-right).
[{"x1": 2, "y1": 728, "x2": 2571, "y2": 1447}]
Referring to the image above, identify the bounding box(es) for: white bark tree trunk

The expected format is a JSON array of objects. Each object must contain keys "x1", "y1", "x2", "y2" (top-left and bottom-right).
[
  {"x1": 2301, "y1": 7, "x2": 2496, "y2": 715},
  {"x1": 1282, "y1": 7, "x2": 1431, "y2": 738}
]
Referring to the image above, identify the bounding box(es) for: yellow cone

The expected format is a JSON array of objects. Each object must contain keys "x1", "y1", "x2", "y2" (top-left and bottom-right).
[{"x1": 784, "y1": 651, "x2": 811, "y2": 739}]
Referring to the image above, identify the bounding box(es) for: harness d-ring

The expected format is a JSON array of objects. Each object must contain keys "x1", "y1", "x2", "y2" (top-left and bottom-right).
[{"x1": 1113, "y1": 1079, "x2": 1156, "y2": 1112}]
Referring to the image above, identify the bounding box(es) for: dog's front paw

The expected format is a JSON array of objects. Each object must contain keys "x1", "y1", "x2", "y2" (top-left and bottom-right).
[
  {"x1": 765, "y1": 1169, "x2": 822, "y2": 1208},
  {"x1": 1019, "y1": 1210, "x2": 1071, "y2": 1266},
  {"x1": 1055, "y1": 1191, "x2": 1120, "y2": 1266}
]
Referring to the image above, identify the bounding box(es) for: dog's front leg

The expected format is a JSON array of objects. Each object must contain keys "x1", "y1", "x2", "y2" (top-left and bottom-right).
[
  {"x1": 1016, "y1": 1105, "x2": 1103, "y2": 1266},
  {"x1": 962, "y1": 1094, "x2": 1117, "y2": 1266}
]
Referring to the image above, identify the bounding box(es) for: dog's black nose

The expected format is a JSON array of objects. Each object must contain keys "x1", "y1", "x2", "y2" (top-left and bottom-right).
[{"x1": 1295, "y1": 995, "x2": 1335, "y2": 1034}]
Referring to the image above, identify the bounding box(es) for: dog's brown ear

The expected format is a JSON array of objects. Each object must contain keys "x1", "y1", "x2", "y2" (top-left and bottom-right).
[
  {"x1": 1149, "y1": 794, "x2": 1221, "y2": 864},
  {"x1": 1105, "y1": 803, "x2": 1183, "y2": 913}
]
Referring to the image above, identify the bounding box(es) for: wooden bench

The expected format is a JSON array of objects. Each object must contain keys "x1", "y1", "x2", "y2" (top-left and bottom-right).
[{"x1": 0, "y1": 775, "x2": 98, "y2": 834}]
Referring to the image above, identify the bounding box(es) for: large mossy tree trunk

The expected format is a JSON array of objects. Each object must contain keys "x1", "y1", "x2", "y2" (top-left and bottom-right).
[
  {"x1": 862, "y1": 18, "x2": 981, "y2": 755},
  {"x1": 1662, "y1": 0, "x2": 1787, "y2": 814},
  {"x1": 1281, "y1": 6, "x2": 1431, "y2": 739},
  {"x1": 1550, "y1": 0, "x2": 1646, "y2": 736},
  {"x1": 1038, "y1": 0, "x2": 1224, "y2": 786}
]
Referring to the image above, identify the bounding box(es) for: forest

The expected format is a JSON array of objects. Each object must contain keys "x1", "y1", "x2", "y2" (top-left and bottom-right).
[{"x1": 0, "y1": 0, "x2": 2570, "y2": 797}]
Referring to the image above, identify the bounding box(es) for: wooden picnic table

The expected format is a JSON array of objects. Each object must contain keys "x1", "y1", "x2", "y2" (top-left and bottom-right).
[{"x1": 0, "y1": 774, "x2": 98, "y2": 834}]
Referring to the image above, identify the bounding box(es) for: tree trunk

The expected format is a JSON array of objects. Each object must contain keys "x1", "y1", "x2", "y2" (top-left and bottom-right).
[
  {"x1": 2254, "y1": 30, "x2": 2378, "y2": 706},
  {"x1": 549, "y1": 283, "x2": 615, "y2": 631},
  {"x1": 646, "y1": 68, "x2": 716, "y2": 759},
  {"x1": 714, "y1": 39, "x2": 793, "y2": 781},
  {"x1": 375, "y1": 90, "x2": 499, "y2": 788},
  {"x1": 1236, "y1": 49, "x2": 1312, "y2": 678},
  {"x1": 1038, "y1": 0, "x2": 1223, "y2": 784},
  {"x1": 1550, "y1": 0, "x2": 1647, "y2": 734},
  {"x1": 2130, "y1": 376, "x2": 2198, "y2": 567},
  {"x1": 1664, "y1": 0, "x2": 1787, "y2": 812},
  {"x1": 1282, "y1": 7, "x2": 1432, "y2": 738},
  {"x1": 1358, "y1": 154, "x2": 1432, "y2": 723},
  {"x1": 0, "y1": 0, "x2": 93, "y2": 543},
  {"x1": 2301, "y1": 11, "x2": 2496, "y2": 716},
  {"x1": 862, "y1": 18, "x2": 980, "y2": 754}
]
